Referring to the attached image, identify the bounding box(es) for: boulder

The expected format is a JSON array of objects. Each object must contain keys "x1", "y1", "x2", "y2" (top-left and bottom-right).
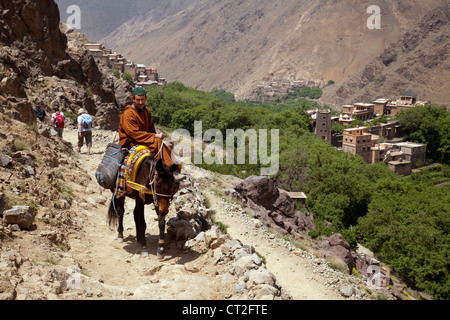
[
  {"x1": 328, "y1": 233, "x2": 350, "y2": 249},
  {"x1": 234, "y1": 176, "x2": 279, "y2": 210},
  {"x1": 3, "y1": 206, "x2": 35, "y2": 230},
  {"x1": 272, "y1": 192, "x2": 295, "y2": 217},
  {"x1": 294, "y1": 212, "x2": 316, "y2": 231},
  {"x1": 321, "y1": 233, "x2": 354, "y2": 274},
  {"x1": 246, "y1": 268, "x2": 276, "y2": 288}
]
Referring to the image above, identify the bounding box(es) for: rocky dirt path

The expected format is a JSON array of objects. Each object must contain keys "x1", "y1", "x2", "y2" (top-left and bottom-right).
[
  {"x1": 182, "y1": 165, "x2": 344, "y2": 300},
  {"x1": 64, "y1": 129, "x2": 226, "y2": 299},
  {"x1": 63, "y1": 128, "x2": 348, "y2": 300}
]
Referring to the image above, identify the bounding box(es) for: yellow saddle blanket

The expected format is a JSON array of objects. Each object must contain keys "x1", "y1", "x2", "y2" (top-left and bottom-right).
[{"x1": 116, "y1": 146, "x2": 153, "y2": 197}]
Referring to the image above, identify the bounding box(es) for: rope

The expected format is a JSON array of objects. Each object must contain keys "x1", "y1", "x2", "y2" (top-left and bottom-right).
[
  {"x1": 104, "y1": 151, "x2": 122, "y2": 167},
  {"x1": 111, "y1": 164, "x2": 122, "y2": 216}
]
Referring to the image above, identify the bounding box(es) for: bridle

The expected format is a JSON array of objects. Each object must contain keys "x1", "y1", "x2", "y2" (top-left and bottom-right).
[{"x1": 143, "y1": 158, "x2": 174, "y2": 212}]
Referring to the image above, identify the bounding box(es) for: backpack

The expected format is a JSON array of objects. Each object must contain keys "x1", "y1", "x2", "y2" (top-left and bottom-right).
[
  {"x1": 55, "y1": 112, "x2": 65, "y2": 128},
  {"x1": 81, "y1": 114, "x2": 93, "y2": 129}
]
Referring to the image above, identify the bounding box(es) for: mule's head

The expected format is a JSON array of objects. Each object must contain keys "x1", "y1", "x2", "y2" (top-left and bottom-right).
[{"x1": 153, "y1": 160, "x2": 179, "y2": 215}]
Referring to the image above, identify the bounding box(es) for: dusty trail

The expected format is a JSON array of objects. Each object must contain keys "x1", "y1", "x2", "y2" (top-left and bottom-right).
[{"x1": 63, "y1": 128, "x2": 344, "y2": 300}]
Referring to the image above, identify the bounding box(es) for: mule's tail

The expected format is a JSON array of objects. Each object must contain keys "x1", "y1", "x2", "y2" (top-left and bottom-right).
[{"x1": 107, "y1": 197, "x2": 118, "y2": 228}]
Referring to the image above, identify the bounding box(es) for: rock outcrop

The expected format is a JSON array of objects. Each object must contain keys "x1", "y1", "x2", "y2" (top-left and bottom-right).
[
  {"x1": 317, "y1": 233, "x2": 354, "y2": 275},
  {"x1": 0, "y1": 0, "x2": 132, "y2": 130},
  {"x1": 233, "y1": 175, "x2": 315, "y2": 237}
]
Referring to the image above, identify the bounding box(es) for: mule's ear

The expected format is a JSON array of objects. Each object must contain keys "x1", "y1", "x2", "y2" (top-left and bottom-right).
[
  {"x1": 171, "y1": 164, "x2": 179, "y2": 173},
  {"x1": 155, "y1": 159, "x2": 164, "y2": 172}
]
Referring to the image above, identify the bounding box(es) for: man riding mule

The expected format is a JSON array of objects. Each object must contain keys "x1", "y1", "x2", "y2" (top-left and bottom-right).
[{"x1": 108, "y1": 87, "x2": 182, "y2": 258}]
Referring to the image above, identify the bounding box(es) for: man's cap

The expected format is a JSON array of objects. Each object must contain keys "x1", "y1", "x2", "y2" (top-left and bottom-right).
[
  {"x1": 78, "y1": 108, "x2": 86, "y2": 115},
  {"x1": 133, "y1": 87, "x2": 146, "y2": 97}
]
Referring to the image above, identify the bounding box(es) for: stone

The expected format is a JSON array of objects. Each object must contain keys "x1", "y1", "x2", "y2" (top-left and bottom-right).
[
  {"x1": 325, "y1": 245, "x2": 353, "y2": 274},
  {"x1": 339, "y1": 284, "x2": 355, "y2": 297},
  {"x1": 234, "y1": 176, "x2": 279, "y2": 210},
  {"x1": 246, "y1": 268, "x2": 276, "y2": 288},
  {"x1": 272, "y1": 192, "x2": 295, "y2": 217},
  {"x1": 3, "y1": 206, "x2": 35, "y2": 230},
  {"x1": 0, "y1": 275, "x2": 16, "y2": 300},
  {"x1": 294, "y1": 211, "x2": 316, "y2": 231},
  {"x1": 329, "y1": 233, "x2": 350, "y2": 249},
  {"x1": 232, "y1": 253, "x2": 263, "y2": 277},
  {"x1": 0, "y1": 153, "x2": 12, "y2": 168},
  {"x1": 0, "y1": 193, "x2": 9, "y2": 217}
]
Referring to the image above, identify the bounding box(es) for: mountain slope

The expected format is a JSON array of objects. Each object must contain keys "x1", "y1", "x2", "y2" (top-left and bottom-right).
[
  {"x1": 55, "y1": 0, "x2": 201, "y2": 42},
  {"x1": 101, "y1": 0, "x2": 446, "y2": 104},
  {"x1": 320, "y1": 4, "x2": 450, "y2": 108}
]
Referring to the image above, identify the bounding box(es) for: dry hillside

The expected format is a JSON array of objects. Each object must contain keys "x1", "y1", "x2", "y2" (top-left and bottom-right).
[
  {"x1": 320, "y1": 3, "x2": 450, "y2": 109},
  {"x1": 99, "y1": 0, "x2": 448, "y2": 105}
]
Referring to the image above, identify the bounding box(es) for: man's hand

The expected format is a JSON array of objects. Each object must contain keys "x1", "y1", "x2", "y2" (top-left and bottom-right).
[{"x1": 155, "y1": 132, "x2": 166, "y2": 140}]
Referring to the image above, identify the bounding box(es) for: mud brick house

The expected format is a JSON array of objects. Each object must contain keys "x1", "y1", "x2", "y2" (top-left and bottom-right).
[
  {"x1": 313, "y1": 109, "x2": 332, "y2": 143},
  {"x1": 342, "y1": 127, "x2": 376, "y2": 163},
  {"x1": 368, "y1": 121, "x2": 402, "y2": 140},
  {"x1": 340, "y1": 103, "x2": 374, "y2": 123},
  {"x1": 84, "y1": 43, "x2": 160, "y2": 86},
  {"x1": 342, "y1": 125, "x2": 427, "y2": 175},
  {"x1": 384, "y1": 91, "x2": 431, "y2": 116}
]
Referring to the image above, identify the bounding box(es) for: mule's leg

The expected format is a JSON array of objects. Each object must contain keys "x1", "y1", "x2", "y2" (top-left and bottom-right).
[
  {"x1": 157, "y1": 211, "x2": 166, "y2": 260},
  {"x1": 133, "y1": 199, "x2": 148, "y2": 256},
  {"x1": 116, "y1": 197, "x2": 125, "y2": 242},
  {"x1": 108, "y1": 196, "x2": 125, "y2": 242}
]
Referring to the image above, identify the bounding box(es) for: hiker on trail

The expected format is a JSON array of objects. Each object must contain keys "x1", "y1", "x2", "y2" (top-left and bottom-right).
[
  {"x1": 50, "y1": 105, "x2": 65, "y2": 139},
  {"x1": 77, "y1": 108, "x2": 93, "y2": 155},
  {"x1": 33, "y1": 101, "x2": 47, "y2": 127},
  {"x1": 118, "y1": 87, "x2": 183, "y2": 178}
]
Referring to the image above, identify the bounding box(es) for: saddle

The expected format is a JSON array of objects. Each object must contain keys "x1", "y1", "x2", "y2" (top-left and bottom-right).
[{"x1": 115, "y1": 145, "x2": 154, "y2": 199}]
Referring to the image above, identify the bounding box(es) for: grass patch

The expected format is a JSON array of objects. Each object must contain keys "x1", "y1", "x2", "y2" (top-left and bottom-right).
[{"x1": 211, "y1": 209, "x2": 229, "y2": 234}]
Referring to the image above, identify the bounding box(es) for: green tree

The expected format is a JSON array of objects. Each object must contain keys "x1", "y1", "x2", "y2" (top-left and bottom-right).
[
  {"x1": 211, "y1": 88, "x2": 236, "y2": 104},
  {"x1": 357, "y1": 166, "x2": 450, "y2": 299},
  {"x1": 396, "y1": 105, "x2": 450, "y2": 164},
  {"x1": 122, "y1": 72, "x2": 134, "y2": 85}
]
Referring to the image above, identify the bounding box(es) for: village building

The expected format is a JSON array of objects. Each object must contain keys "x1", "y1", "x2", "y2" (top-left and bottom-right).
[
  {"x1": 368, "y1": 121, "x2": 402, "y2": 140},
  {"x1": 373, "y1": 98, "x2": 391, "y2": 116},
  {"x1": 254, "y1": 78, "x2": 308, "y2": 101},
  {"x1": 340, "y1": 124, "x2": 427, "y2": 175},
  {"x1": 83, "y1": 43, "x2": 161, "y2": 87},
  {"x1": 312, "y1": 109, "x2": 332, "y2": 143},
  {"x1": 342, "y1": 127, "x2": 377, "y2": 163},
  {"x1": 372, "y1": 91, "x2": 431, "y2": 116},
  {"x1": 394, "y1": 142, "x2": 427, "y2": 167},
  {"x1": 388, "y1": 160, "x2": 412, "y2": 176},
  {"x1": 285, "y1": 192, "x2": 307, "y2": 207},
  {"x1": 340, "y1": 103, "x2": 374, "y2": 123}
]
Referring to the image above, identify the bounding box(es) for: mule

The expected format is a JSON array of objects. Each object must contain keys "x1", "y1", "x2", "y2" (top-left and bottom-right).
[{"x1": 107, "y1": 158, "x2": 178, "y2": 259}]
